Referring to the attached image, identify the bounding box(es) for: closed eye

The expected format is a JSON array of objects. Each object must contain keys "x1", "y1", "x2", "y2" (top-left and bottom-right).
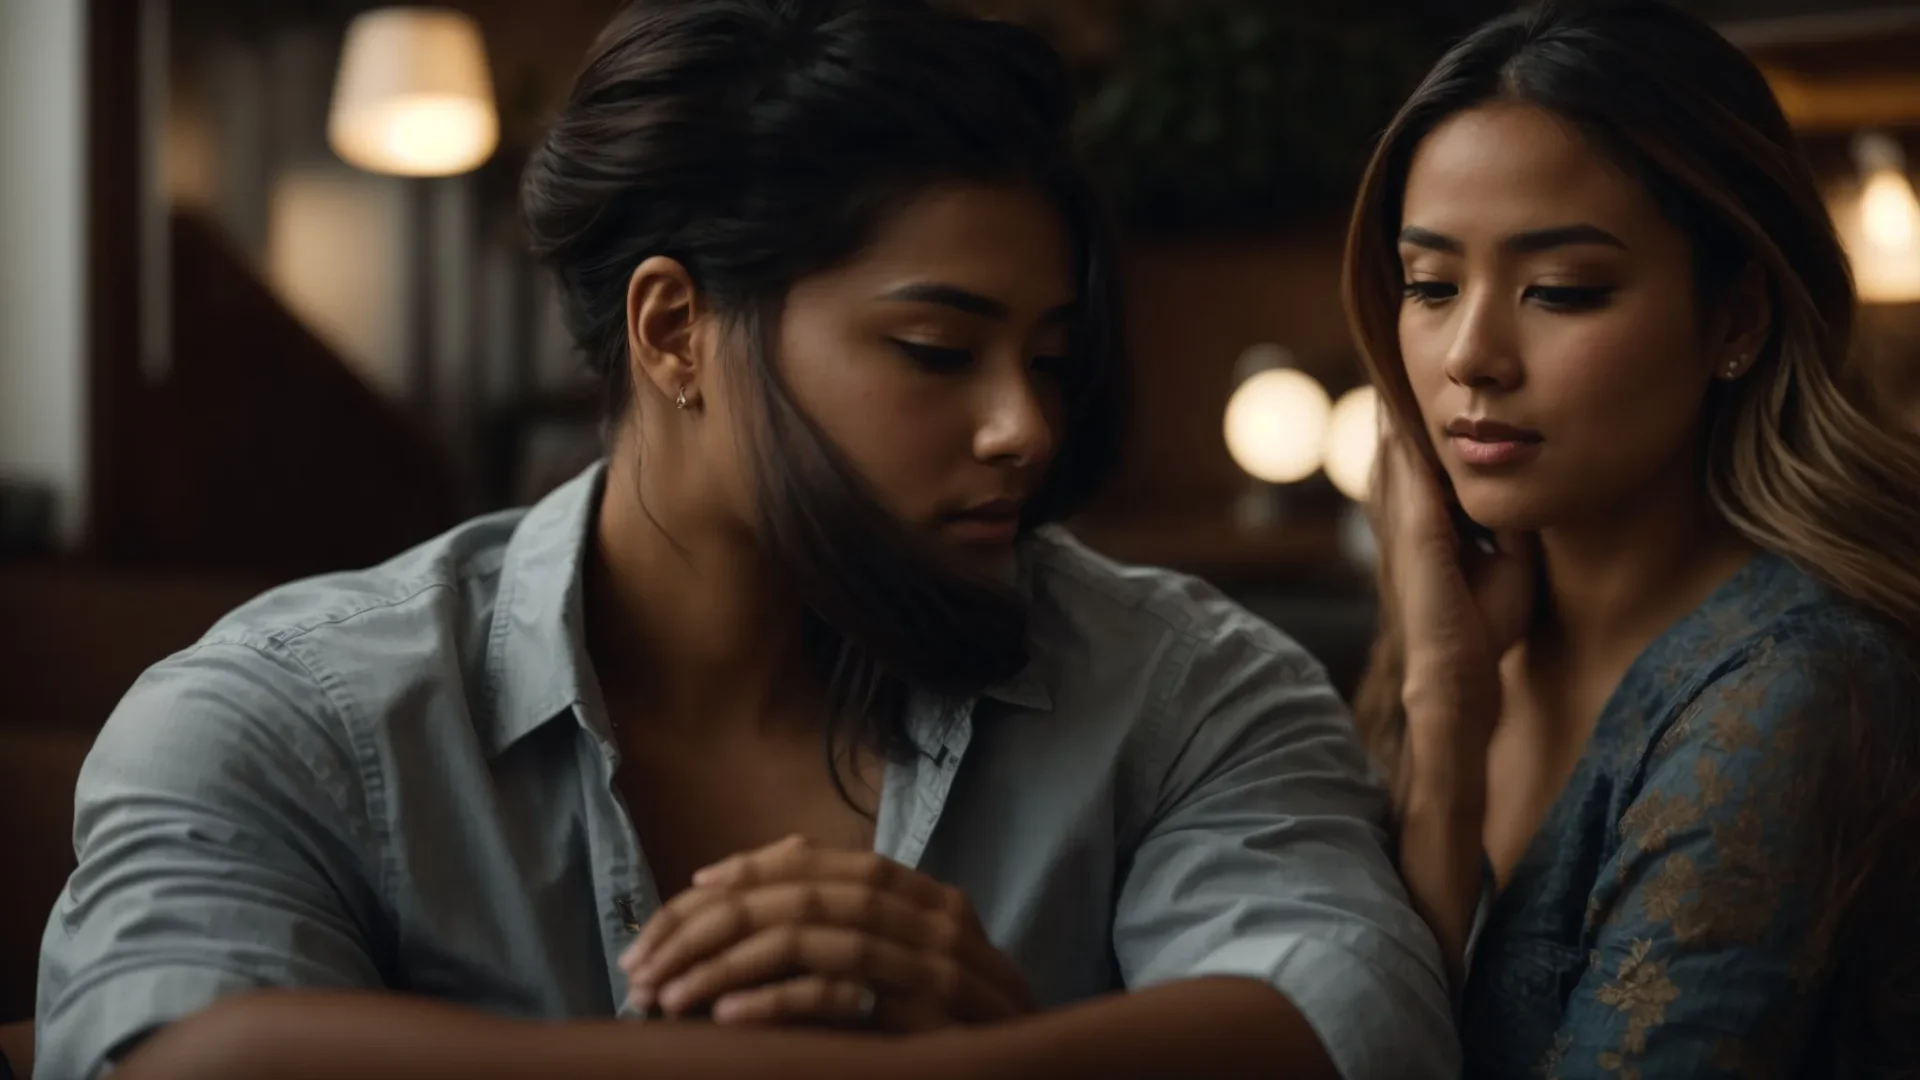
[
  {"x1": 890, "y1": 340, "x2": 973, "y2": 372},
  {"x1": 1525, "y1": 285, "x2": 1615, "y2": 311},
  {"x1": 1403, "y1": 280, "x2": 1457, "y2": 306}
]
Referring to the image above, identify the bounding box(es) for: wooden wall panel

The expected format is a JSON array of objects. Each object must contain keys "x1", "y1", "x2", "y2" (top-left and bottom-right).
[
  {"x1": 1093, "y1": 222, "x2": 1362, "y2": 518},
  {"x1": 89, "y1": 0, "x2": 462, "y2": 579}
]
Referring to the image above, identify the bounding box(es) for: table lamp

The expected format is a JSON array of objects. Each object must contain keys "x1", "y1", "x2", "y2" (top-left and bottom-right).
[{"x1": 327, "y1": 6, "x2": 498, "y2": 418}]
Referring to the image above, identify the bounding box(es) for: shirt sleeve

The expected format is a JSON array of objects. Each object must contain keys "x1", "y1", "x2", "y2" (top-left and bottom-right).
[
  {"x1": 1110, "y1": 620, "x2": 1458, "y2": 1080},
  {"x1": 35, "y1": 641, "x2": 387, "y2": 1080},
  {"x1": 1543, "y1": 630, "x2": 1886, "y2": 1079}
]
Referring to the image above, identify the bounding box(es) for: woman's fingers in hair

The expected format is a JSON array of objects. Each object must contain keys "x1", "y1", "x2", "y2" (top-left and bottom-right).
[{"x1": 1377, "y1": 429, "x2": 1455, "y2": 559}]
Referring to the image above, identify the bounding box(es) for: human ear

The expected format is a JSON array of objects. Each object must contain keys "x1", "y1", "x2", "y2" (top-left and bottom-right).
[
  {"x1": 1711, "y1": 261, "x2": 1773, "y2": 381},
  {"x1": 625, "y1": 256, "x2": 716, "y2": 411}
]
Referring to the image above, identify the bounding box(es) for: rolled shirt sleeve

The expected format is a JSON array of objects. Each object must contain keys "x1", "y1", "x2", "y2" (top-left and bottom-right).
[
  {"x1": 35, "y1": 641, "x2": 387, "y2": 1080},
  {"x1": 1111, "y1": 626, "x2": 1459, "y2": 1080}
]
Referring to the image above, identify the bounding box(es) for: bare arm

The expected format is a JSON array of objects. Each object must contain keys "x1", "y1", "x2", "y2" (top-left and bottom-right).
[
  {"x1": 1394, "y1": 700, "x2": 1491, "y2": 989},
  {"x1": 957, "y1": 977, "x2": 1335, "y2": 1080},
  {"x1": 117, "y1": 977, "x2": 1330, "y2": 1080},
  {"x1": 1369, "y1": 431, "x2": 1530, "y2": 992}
]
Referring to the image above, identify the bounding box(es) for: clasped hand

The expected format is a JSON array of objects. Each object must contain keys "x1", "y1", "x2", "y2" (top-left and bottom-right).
[{"x1": 619, "y1": 835, "x2": 1034, "y2": 1032}]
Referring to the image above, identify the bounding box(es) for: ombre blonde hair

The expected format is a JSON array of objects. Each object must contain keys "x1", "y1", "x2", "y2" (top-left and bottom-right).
[{"x1": 1343, "y1": 2, "x2": 1920, "y2": 1073}]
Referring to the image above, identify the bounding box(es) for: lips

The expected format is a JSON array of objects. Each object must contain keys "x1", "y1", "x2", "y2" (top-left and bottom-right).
[
  {"x1": 941, "y1": 499, "x2": 1025, "y2": 544},
  {"x1": 1444, "y1": 416, "x2": 1543, "y2": 468},
  {"x1": 1445, "y1": 417, "x2": 1542, "y2": 443}
]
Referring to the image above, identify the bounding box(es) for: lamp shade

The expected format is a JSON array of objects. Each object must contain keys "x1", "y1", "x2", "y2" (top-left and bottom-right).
[{"x1": 328, "y1": 7, "x2": 498, "y2": 177}]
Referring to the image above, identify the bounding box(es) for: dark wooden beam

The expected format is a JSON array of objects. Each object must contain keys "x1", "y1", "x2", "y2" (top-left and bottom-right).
[
  {"x1": 84, "y1": 0, "x2": 465, "y2": 578},
  {"x1": 1724, "y1": 6, "x2": 1920, "y2": 129},
  {"x1": 84, "y1": 0, "x2": 143, "y2": 558}
]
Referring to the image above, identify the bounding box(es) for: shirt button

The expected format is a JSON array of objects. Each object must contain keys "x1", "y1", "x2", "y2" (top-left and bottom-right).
[{"x1": 614, "y1": 894, "x2": 644, "y2": 932}]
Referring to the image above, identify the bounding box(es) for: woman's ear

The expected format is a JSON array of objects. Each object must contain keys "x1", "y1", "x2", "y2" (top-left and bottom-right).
[
  {"x1": 1713, "y1": 261, "x2": 1773, "y2": 381},
  {"x1": 625, "y1": 256, "x2": 713, "y2": 411}
]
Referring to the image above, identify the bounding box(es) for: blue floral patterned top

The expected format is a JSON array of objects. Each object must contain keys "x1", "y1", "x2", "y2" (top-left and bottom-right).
[{"x1": 1460, "y1": 551, "x2": 1916, "y2": 1079}]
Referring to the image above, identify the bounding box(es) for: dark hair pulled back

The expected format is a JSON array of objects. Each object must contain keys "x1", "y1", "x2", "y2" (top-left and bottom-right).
[{"x1": 523, "y1": 0, "x2": 1125, "y2": 774}]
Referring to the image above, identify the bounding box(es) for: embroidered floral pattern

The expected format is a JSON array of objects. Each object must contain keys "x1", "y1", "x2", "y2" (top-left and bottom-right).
[
  {"x1": 1638, "y1": 853, "x2": 1697, "y2": 926},
  {"x1": 1650, "y1": 705, "x2": 1697, "y2": 760},
  {"x1": 1619, "y1": 791, "x2": 1703, "y2": 857},
  {"x1": 1594, "y1": 1055, "x2": 1641, "y2": 1080},
  {"x1": 1594, "y1": 940, "x2": 1681, "y2": 1055},
  {"x1": 1459, "y1": 554, "x2": 1915, "y2": 1078},
  {"x1": 1706, "y1": 685, "x2": 1769, "y2": 756},
  {"x1": 1694, "y1": 756, "x2": 1732, "y2": 809},
  {"x1": 1535, "y1": 1032, "x2": 1573, "y2": 1079}
]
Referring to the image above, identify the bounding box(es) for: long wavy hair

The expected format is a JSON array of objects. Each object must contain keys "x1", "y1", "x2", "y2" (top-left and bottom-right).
[
  {"x1": 1343, "y1": 1, "x2": 1920, "y2": 1073},
  {"x1": 522, "y1": 0, "x2": 1125, "y2": 783}
]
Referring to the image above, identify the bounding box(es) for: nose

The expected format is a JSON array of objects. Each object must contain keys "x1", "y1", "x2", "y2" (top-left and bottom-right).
[
  {"x1": 1441, "y1": 288, "x2": 1522, "y2": 392},
  {"x1": 973, "y1": 368, "x2": 1056, "y2": 470}
]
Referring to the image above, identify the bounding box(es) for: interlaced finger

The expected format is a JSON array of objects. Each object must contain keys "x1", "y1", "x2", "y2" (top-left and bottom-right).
[
  {"x1": 710, "y1": 976, "x2": 876, "y2": 1027},
  {"x1": 655, "y1": 924, "x2": 1022, "y2": 1022},
  {"x1": 696, "y1": 844, "x2": 954, "y2": 912},
  {"x1": 694, "y1": 848, "x2": 1028, "y2": 1004},
  {"x1": 632, "y1": 881, "x2": 933, "y2": 991}
]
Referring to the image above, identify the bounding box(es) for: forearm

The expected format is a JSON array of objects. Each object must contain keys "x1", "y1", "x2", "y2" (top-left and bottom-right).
[
  {"x1": 927, "y1": 976, "x2": 1337, "y2": 1080},
  {"x1": 116, "y1": 978, "x2": 1332, "y2": 1080},
  {"x1": 1395, "y1": 708, "x2": 1490, "y2": 989},
  {"x1": 114, "y1": 992, "x2": 913, "y2": 1080}
]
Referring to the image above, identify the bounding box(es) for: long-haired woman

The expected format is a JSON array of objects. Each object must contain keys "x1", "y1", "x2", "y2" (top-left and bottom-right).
[{"x1": 1346, "y1": 1, "x2": 1920, "y2": 1075}]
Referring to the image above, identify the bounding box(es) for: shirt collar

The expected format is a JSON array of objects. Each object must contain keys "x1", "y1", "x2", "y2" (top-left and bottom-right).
[
  {"x1": 480, "y1": 461, "x2": 1054, "y2": 758},
  {"x1": 976, "y1": 664, "x2": 1052, "y2": 713},
  {"x1": 481, "y1": 461, "x2": 605, "y2": 759},
  {"x1": 974, "y1": 542, "x2": 1053, "y2": 712}
]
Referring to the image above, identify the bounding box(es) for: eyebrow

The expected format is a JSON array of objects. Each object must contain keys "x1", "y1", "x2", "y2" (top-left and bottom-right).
[
  {"x1": 878, "y1": 282, "x2": 1078, "y2": 323},
  {"x1": 1398, "y1": 223, "x2": 1628, "y2": 255}
]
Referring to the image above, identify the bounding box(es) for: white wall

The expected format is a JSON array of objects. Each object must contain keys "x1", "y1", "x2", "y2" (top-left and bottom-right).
[{"x1": 0, "y1": 0, "x2": 88, "y2": 548}]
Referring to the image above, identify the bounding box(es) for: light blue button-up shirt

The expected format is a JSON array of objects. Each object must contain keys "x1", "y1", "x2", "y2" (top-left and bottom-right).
[{"x1": 36, "y1": 465, "x2": 1456, "y2": 1080}]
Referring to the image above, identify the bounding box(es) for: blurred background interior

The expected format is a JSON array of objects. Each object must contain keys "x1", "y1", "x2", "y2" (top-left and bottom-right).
[{"x1": 3, "y1": 0, "x2": 1920, "y2": 1053}]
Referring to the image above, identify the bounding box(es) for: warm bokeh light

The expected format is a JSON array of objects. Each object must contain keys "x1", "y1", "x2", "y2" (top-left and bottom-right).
[
  {"x1": 1223, "y1": 368, "x2": 1331, "y2": 485},
  {"x1": 1323, "y1": 385, "x2": 1379, "y2": 501},
  {"x1": 267, "y1": 169, "x2": 408, "y2": 398},
  {"x1": 1861, "y1": 169, "x2": 1919, "y2": 250},
  {"x1": 1836, "y1": 132, "x2": 1920, "y2": 305},
  {"x1": 328, "y1": 8, "x2": 498, "y2": 177},
  {"x1": 1838, "y1": 193, "x2": 1920, "y2": 303}
]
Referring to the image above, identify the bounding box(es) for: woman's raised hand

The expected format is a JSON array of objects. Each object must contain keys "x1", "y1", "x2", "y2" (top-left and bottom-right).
[{"x1": 1373, "y1": 427, "x2": 1535, "y2": 755}]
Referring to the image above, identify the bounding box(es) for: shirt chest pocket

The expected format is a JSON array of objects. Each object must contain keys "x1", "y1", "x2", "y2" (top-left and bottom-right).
[{"x1": 1462, "y1": 936, "x2": 1590, "y2": 1079}]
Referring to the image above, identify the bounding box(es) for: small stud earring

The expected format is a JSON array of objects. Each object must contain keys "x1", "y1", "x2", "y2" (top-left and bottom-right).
[{"x1": 675, "y1": 386, "x2": 689, "y2": 410}]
